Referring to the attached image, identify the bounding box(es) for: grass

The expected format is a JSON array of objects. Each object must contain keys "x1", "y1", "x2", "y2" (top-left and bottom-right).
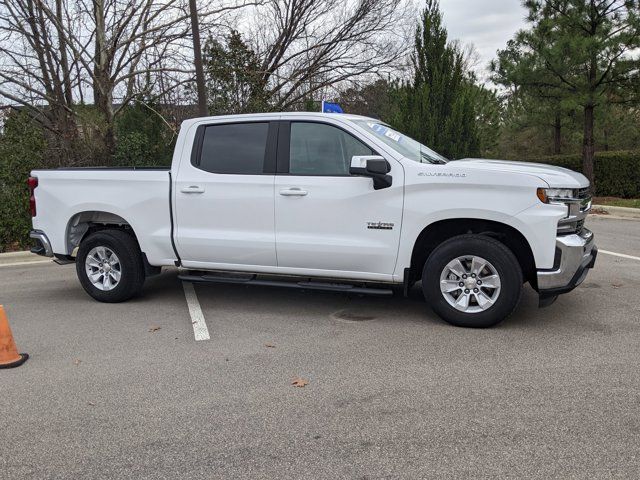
[{"x1": 594, "y1": 197, "x2": 640, "y2": 209}]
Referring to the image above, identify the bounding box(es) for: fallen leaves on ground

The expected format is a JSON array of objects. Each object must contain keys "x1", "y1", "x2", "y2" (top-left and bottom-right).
[
  {"x1": 148, "y1": 325, "x2": 161, "y2": 332},
  {"x1": 292, "y1": 377, "x2": 309, "y2": 388}
]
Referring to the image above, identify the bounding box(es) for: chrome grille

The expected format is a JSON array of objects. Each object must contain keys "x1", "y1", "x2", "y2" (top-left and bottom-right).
[
  {"x1": 557, "y1": 186, "x2": 591, "y2": 235},
  {"x1": 577, "y1": 187, "x2": 591, "y2": 199}
]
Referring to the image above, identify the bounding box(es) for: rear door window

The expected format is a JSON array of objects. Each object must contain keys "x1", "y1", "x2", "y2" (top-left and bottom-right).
[{"x1": 197, "y1": 122, "x2": 269, "y2": 174}]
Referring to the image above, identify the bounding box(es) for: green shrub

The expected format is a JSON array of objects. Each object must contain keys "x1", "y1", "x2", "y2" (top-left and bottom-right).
[
  {"x1": 114, "y1": 101, "x2": 174, "y2": 167},
  {"x1": 523, "y1": 150, "x2": 640, "y2": 198},
  {"x1": 0, "y1": 112, "x2": 46, "y2": 252},
  {"x1": 114, "y1": 131, "x2": 155, "y2": 167}
]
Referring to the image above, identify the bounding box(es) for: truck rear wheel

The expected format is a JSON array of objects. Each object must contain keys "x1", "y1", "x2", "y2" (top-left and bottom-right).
[
  {"x1": 76, "y1": 229, "x2": 145, "y2": 303},
  {"x1": 422, "y1": 234, "x2": 522, "y2": 328}
]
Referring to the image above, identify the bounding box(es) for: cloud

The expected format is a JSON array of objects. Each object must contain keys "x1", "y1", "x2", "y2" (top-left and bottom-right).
[{"x1": 438, "y1": 0, "x2": 528, "y2": 77}]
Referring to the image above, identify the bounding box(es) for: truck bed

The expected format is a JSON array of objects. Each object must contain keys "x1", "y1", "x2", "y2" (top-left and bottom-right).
[{"x1": 31, "y1": 168, "x2": 176, "y2": 265}]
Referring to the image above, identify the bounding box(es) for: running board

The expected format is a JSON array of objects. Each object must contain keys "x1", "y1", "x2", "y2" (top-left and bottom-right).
[
  {"x1": 53, "y1": 254, "x2": 75, "y2": 265},
  {"x1": 178, "y1": 273, "x2": 394, "y2": 296}
]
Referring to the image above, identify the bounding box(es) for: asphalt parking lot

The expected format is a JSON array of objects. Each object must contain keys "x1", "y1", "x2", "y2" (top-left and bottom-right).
[{"x1": 1, "y1": 215, "x2": 639, "y2": 479}]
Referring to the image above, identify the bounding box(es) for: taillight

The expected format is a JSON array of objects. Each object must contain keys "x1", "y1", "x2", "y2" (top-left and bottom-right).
[{"x1": 28, "y1": 176, "x2": 38, "y2": 217}]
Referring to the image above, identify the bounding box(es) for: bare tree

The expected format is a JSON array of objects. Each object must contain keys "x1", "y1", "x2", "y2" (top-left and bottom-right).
[
  {"x1": 0, "y1": 0, "x2": 256, "y2": 160},
  {"x1": 1, "y1": 0, "x2": 409, "y2": 163},
  {"x1": 248, "y1": 0, "x2": 413, "y2": 109},
  {"x1": 0, "y1": 0, "x2": 82, "y2": 162}
]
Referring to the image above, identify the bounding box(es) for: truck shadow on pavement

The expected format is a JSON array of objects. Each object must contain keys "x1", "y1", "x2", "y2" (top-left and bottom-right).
[
  {"x1": 138, "y1": 269, "x2": 563, "y2": 331},
  {"x1": 31, "y1": 264, "x2": 615, "y2": 334}
]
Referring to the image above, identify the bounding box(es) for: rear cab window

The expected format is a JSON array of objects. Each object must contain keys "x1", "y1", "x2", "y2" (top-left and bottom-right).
[{"x1": 194, "y1": 122, "x2": 270, "y2": 174}]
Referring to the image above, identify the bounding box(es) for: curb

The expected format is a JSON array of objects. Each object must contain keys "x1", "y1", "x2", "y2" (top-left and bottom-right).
[
  {"x1": 0, "y1": 250, "x2": 49, "y2": 266},
  {"x1": 592, "y1": 204, "x2": 640, "y2": 220}
]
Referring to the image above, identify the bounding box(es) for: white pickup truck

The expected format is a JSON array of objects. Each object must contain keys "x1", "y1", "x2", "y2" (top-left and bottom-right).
[{"x1": 29, "y1": 112, "x2": 597, "y2": 327}]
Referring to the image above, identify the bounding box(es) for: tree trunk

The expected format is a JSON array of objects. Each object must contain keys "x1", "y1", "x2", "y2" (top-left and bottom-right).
[
  {"x1": 553, "y1": 112, "x2": 561, "y2": 155},
  {"x1": 189, "y1": 0, "x2": 208, "y2": 117},
  {"x1": 46, "y1": 105, "x2": 79, "y2": 166},
  {"x1": 582, "y1": 104, "x2": 595, "y2": 186},
  {"x1": 55, "y1": 0, "x2": 73, "y2": 106},
  {"x1": 95, "y1": 85, "x2": 116, "y2": 158},
  {"x1": 92, "y1": 0, "x2": 116, "y2": 160},
  {"x1": 94, "y1": 81, "x2": 116, "y2": 158}
]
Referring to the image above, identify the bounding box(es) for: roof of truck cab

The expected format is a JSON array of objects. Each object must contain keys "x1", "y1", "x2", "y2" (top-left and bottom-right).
[{"x1": 182, "y1": 112, "x2": 377, "y2": 125}]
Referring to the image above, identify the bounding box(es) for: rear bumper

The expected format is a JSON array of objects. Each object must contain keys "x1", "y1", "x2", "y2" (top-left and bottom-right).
[
  {"x1": 29, "y1": 230, "x2": 53, "y2": 257},
  {"x1": 537, "y1": 228, "x2": 597, "y2": 302}
]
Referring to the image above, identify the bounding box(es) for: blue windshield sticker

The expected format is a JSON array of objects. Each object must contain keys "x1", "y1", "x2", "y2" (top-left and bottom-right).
[
  {"x1": 368, "y1": 122, "x2": 402, "y2": 142},
  {"x1": 368, "y1": 123, "x2": 387, "y2": 134}
]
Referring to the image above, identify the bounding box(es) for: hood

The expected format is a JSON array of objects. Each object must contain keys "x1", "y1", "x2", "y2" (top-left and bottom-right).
[{"x1": 451, "y1": 158, "x2": 589, "y2": 188}]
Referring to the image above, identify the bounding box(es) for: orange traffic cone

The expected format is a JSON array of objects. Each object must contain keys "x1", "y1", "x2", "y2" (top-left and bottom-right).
[{"x1": 0, "y1": 305, "x2": 28, "y2": 369}]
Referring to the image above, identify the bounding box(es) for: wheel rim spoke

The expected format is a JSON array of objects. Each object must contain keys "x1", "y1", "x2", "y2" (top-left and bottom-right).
[
  {"x1": 89, "y1": 271, "x2": 102, "y2": 283},
  {"x1": 470, "y1": 256, "x2": 486, "y2": 276},
  {"x1": 96, "y1": 247, "x2": 107, "y2": 262},
  {"x1": 440, "y1": 279, "x2": 462, "y2": 293},
  {"x1": 455, "y1": 292, "x2": 470, "y2": 309},
  {"x1": 87, "y1": 257, "x2": 101, "y2": 268},
  {"x1": 474, "y1": 290, "x2": 494, "y2": 310},
  {"x1": 480, "y1": 274, "x2": 500, "y2": 289},
  {"x1": 448, "y1": 259, "x2": 467, "y2": 278},
  {"x1": 110, "y1": 269, "x2": 121, "y2": 282}
]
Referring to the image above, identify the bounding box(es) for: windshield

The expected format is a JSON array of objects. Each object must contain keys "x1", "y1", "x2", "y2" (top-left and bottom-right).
[{"x1": 353, "y1": 120, "x2": 448, "y2": 164}]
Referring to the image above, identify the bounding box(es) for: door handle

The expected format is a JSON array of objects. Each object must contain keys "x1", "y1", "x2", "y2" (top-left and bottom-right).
[
  {"x1": 279, "y1": 188, "x2": 308, "y2": 196},
  {"x1": 181, "y1": 186, "x2": 205, "y2": 194}
]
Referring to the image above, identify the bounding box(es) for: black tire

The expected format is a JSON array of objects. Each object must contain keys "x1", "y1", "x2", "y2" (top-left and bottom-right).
[
  {"x1": 422, "y1": 234, "x2": 522, "y2": 328},
  {"x1": 76, "y1": 229, "x2": 145, "y2": 303}
]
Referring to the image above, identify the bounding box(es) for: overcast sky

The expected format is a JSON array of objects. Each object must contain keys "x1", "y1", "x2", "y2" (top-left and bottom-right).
[{"x1": 438, "y1": 0, "x2": 529, "y2": 80}]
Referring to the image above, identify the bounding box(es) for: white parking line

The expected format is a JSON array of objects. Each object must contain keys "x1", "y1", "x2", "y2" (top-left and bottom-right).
[
  {"x1": 600, "y1": 250, "x2": 640, "y2": 262},
  {"x1": 0, "y1": 260, "x2": 52, "y2": 268},
  {"x1": 182, "y1": 281, "x2": 210, "y2": 341}
]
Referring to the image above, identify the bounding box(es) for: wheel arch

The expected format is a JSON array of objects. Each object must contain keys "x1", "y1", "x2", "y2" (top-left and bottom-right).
[
  {"x1": 408, "y1": 218, "x2": 537, "y2": 288},
  {"x1": 65, "y1": 210, "x2": 139, "y2": 255}
]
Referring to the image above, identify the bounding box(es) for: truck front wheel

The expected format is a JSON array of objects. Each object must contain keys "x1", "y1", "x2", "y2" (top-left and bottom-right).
[
  {"x1": 422, "y1": 234, "x2": 523, "y2": 328},
  {"x1": 76, "y1": 229, "x2": 145, "y2": 303}
]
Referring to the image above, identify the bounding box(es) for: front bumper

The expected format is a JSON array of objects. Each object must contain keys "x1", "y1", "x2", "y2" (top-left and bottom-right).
[
  {"x1": 537, "y1": 228, "x2": 597, "y2": 301},
  {"x1": 29, "y1": 230, "x2": 53, "y2": 257}
]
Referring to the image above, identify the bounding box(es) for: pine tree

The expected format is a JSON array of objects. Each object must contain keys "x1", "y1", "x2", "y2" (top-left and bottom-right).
[
  {"x1": 396, "y1": 0, "x2": 483, "y2": 159},
  {"x1": 492, "y1": 39, "x2": 577, "y2": 156},
  {"x1": 202, "y1": 31, "x2": 268, "y2": 115},
  {"x1": 508, "y1": 0, "x2": 640, "y2": 184}
]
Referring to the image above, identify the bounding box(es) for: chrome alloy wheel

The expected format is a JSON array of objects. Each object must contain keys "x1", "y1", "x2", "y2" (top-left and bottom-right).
[
  {"x1": 85, "y1": 246, "x2": 122, "y2": 291},
  {"x1": 439, "y1": 255, "x2": 501, "y2": 313}
]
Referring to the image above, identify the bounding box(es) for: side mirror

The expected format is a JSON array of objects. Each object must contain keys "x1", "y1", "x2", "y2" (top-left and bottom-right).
[{"x1": 350, "y1": 155, "x2": 392, "y2": 190}]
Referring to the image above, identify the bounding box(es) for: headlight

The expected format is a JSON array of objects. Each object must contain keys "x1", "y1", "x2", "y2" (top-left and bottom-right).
[{"x1": 536, "y1": 188, "x2": 576, "y2": 203}]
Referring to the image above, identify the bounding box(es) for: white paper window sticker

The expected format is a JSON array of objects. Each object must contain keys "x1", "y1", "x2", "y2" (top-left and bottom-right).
[{"x1": 384, "y1": 130, "x2": 401, "y2": 142}]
